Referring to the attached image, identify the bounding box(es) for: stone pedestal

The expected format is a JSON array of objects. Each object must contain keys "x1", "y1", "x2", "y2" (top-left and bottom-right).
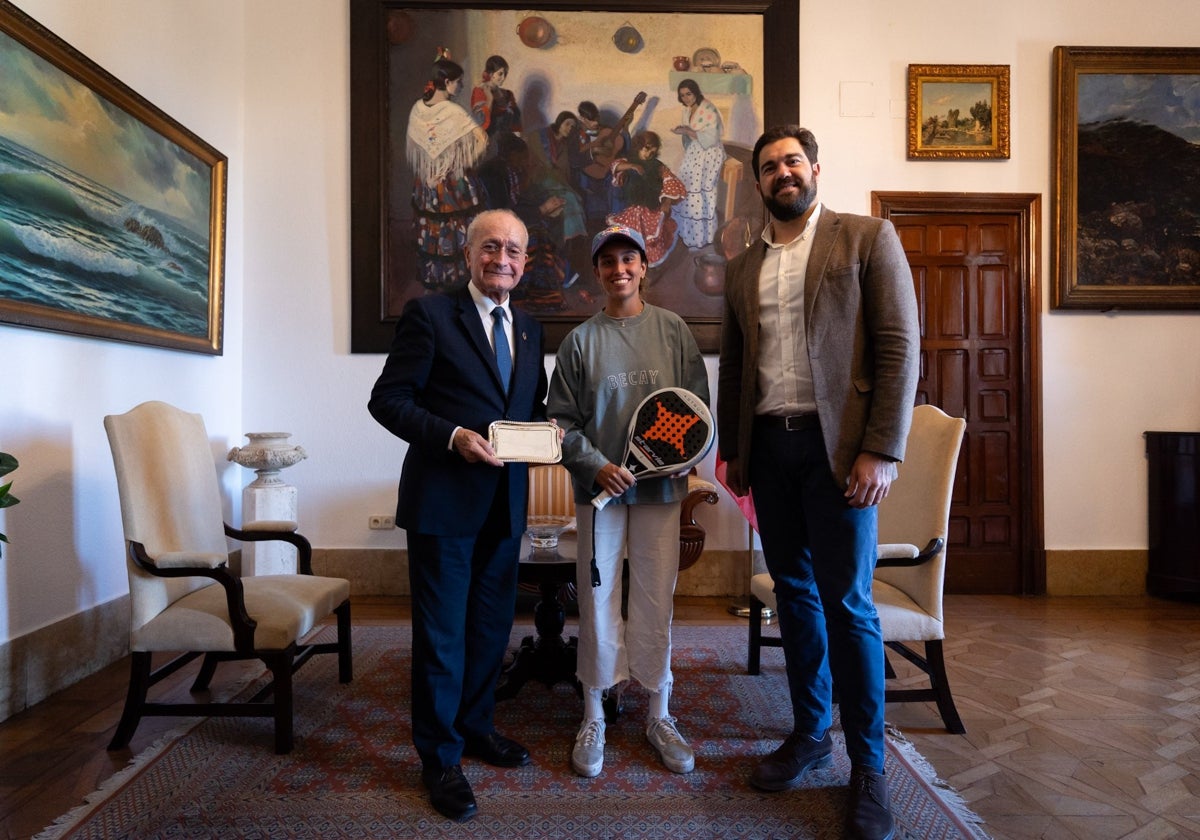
[{"x1": 227, "y1": 433, "x2": 307, "y2": 576}]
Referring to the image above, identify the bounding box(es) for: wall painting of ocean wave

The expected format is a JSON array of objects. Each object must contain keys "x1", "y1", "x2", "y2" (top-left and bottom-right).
[{"x1": 0, "y1": 2, "x2": 227, "y2": 354}]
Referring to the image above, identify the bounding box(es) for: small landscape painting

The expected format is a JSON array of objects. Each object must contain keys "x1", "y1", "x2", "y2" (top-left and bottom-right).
[{"x1": 906, "y1": 64, "x2": 1010, "y2": 160}]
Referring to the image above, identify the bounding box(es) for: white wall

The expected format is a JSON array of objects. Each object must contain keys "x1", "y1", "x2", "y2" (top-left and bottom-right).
[
  {"x1": 2, "y1": 0, "x2": 1199, "y2": 645},
  {"x1": 0, "y1": 0, "x2": 246, "y2": 643}
]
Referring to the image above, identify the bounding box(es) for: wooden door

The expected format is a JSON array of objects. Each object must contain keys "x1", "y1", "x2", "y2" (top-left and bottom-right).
[{"x1": 873, "y1": 193, "x2": 1044, "y2": 594}]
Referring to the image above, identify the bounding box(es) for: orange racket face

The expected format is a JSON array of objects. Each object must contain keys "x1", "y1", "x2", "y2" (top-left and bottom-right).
[{"x1": 625, "y1": 389, "x2": 713, "y2": 474}]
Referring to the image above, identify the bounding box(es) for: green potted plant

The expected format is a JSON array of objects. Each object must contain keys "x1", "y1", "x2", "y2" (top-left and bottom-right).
[{"x1": 0, "y1": 452, "x2": 18, "y2": 557}]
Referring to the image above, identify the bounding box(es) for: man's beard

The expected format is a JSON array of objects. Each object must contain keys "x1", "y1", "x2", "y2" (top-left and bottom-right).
[{"x1": 763, "y1": 177, "x2": 818, "y2": 222}]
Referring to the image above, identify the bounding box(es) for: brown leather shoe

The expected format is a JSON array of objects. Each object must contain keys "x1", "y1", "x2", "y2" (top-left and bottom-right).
[
  {"x1": 749, "y1": 729, "x2": 833, "y2": 791},
  {"x1": 846, "y1": 765, "x2": 895, "y2": 840}
]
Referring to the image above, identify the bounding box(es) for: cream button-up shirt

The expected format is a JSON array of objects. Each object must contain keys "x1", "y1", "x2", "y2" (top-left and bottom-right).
[{"x1": 755, "y1": 203, "x2": 821, "y2": 417}]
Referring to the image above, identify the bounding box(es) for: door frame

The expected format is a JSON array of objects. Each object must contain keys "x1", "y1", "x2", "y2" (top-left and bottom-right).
[{"x1": 872, "y1": 191, "x2": 1045, "y2": 594}]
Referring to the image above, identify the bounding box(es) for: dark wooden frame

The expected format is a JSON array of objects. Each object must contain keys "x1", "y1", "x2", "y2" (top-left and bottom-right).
[
  {"x1": 906, "y1": 64, "x2": 1010, "y2": 160},
  {"x1": 1052, "y1": 46, "x2": 1200, "y2": 310},
  {"x1": 0, "y1": 1, "x2": 227, "y2": 354},
  {"x1": 349, "y1": 0, "x2": 799, "y2": 353}
]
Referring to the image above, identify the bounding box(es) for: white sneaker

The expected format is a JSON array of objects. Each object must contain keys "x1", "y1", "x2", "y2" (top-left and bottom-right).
[
  {"x1": 571, "y1": 718, "x2": 606, "y2": 777},
  {"x1": 646, "y1": 716, "x2": 695, "y2": 773}
]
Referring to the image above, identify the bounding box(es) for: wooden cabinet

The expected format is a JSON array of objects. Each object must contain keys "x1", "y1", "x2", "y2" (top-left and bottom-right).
[{"x1": 1145, "y1": 432, "x2": 1200, "y2": 598}]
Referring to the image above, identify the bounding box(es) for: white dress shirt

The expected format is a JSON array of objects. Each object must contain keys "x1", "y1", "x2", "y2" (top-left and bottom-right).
[
  {"x1": 755, "y1": 203, "x2": 821, "y2": 416},
  {"x1": 446, "y1": 283, "x2": 515, "y2": 450}
]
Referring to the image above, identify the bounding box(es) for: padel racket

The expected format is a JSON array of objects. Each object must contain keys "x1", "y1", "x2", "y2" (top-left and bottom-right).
[{"x1": 591, "y1": 387, "x2": 714, "y2": 510}]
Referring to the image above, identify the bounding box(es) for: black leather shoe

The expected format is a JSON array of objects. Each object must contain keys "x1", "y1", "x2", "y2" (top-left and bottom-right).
[
  {"x1": 749, "y1": 729, "x2": 833, "y2": 791},
  {"x1": 422, "y1": 765, "x2": 477, "y2": 822},
  {"x1": 464, "y1": 731, "x2": 532, "y2": 767},
  {"x1": 846, "y1": 766, "x2": 895, "y2": 840}
]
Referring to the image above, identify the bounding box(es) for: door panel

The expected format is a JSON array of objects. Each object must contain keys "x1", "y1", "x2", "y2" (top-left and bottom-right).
[{"x1": 885, "y1": 202, "x2": 1037, "y2": 594}]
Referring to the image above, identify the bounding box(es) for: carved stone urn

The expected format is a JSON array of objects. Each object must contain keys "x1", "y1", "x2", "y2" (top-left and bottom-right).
[{"x1": 228, "y1": 432, "x2": 307, "y2": 487}]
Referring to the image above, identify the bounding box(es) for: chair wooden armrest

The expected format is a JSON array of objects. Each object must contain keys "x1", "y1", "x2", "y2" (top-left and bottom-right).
[
  {"x1": 225, "y1": 523, "x2": 315, "y2": 574},
  {"x1": 874, "y1": 537, "x2": 944, "y2": 569},
  {"x1": 129, "y1": 539, "x2": 259, "y2": 652}
]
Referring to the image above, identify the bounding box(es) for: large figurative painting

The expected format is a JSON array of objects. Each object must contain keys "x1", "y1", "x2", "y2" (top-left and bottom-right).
[
  {"x1": 350, "y1": 0, "x2": 799, "y2": 352},
  {"x1": 0, "y1": 1, "x2": 227, "y2": 354},
  {"x1": 1052, "y1": 46, "x2": 1200, "y2": 310}
]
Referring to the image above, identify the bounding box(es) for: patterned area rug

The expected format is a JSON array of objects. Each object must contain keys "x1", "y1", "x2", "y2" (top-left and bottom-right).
[{"x1": 37, "y1": 625, "x2": 989, "y2": 839}]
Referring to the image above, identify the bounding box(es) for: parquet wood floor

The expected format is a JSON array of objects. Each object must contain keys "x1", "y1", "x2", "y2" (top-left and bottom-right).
[
  {"x1": 2, "y1": 594, "x2": 1198, "y2": 840},
  {"x1": 886, "y1": 595, "x2": 1200, "y2": 840}
]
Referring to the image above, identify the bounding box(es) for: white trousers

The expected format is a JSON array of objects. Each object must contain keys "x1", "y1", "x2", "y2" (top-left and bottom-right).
[{"x1": 574, "y1": 501, "x2": 682, "y2": 693}]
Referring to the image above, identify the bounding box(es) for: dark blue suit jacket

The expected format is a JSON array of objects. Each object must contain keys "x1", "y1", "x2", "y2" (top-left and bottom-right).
[{"x1": 369, "y1": 286, "x2": 547, "y2": 537}]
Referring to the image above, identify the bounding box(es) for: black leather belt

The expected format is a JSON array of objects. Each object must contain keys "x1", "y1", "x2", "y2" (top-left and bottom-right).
[{"x1": 756, "y1": 413, "x2": 819, "y2": 431}]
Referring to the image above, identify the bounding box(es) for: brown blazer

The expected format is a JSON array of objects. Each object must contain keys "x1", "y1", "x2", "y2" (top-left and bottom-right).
[{"x1": 717, "y1": 207, "x2": 920, "y2": 487}]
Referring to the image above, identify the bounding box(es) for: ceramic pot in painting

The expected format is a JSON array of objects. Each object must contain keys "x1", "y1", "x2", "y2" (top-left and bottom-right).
[{"x1": 693, "y1": 253, "x2": 726, "y2": 296}]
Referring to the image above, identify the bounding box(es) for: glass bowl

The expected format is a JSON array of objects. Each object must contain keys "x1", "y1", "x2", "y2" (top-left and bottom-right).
[{"x1": 526, "y1": 515, "x2": 575, "y2": 551}]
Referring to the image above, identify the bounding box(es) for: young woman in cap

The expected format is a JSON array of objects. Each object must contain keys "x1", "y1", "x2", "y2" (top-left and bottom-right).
[{"x1": 547, "y1": 225, "x2": 709, "y2": 779}]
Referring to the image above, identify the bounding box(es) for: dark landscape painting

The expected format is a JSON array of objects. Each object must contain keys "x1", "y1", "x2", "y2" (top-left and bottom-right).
[{"x1": 1075, "y1": 75, "x2": 1200, "y2": 288}]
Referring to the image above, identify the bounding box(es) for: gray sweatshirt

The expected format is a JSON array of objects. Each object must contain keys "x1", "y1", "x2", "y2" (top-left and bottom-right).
[{"x1": 548, "y1": 303, "x2": 710, "y2": 505}]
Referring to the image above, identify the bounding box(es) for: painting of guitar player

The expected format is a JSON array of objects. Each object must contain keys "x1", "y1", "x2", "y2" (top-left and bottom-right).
[{"x1": 362, "y1": 5, "x2": 767, "y2": 350}]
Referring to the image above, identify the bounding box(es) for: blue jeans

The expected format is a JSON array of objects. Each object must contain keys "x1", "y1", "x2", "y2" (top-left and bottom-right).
[{"x1": 749, "y1": 421, "x2": 885, "y2": 771}]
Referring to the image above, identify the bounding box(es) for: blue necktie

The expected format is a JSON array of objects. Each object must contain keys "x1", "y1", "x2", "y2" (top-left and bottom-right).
[{"x1": 492, "y1": 308, "x2": 512, "y2": 392}]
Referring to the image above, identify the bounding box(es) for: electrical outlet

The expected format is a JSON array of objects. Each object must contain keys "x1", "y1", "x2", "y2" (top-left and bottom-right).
[{"x1": 368, "y1": 515, "x2": 395, "y2": 530}]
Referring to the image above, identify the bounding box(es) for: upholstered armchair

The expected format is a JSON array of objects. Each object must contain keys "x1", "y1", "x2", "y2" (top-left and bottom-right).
[
  {"x1": 746, "y1": 405, "x2": 967, "y2": 733},
  {"x1": 104, "y1": 401, "x2": 352, "y2": 754}
]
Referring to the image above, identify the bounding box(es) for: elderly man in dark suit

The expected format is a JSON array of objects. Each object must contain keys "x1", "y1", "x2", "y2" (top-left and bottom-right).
[
  {"x1": 717, "y1": 126, "x2": 919, "y2": 840},
  {"x1": 369, "y1": 209, "x2": 548, "y2": 823}
]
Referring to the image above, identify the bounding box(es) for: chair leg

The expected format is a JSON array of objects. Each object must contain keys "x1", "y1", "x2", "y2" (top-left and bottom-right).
[
  {"x1": 335, "y1": 600, "x2": 353, "y2": 684},
  {"x1": 748, "y1": 596, "x2": 763, "y2": 675},
  {"x1": 925, "y1": 640, "x2": 966, "y2": 734},
  {"x1": 602, "y1": 684, "x2": 625, "y2": 722},
  {"x1": 108, "y1": 651, "x2": 152, "y2": 751},
  {"x1": 265, "y1": 651, "x2": 294, "y2": 754},
  {"x1": 883, "y1": 649, "x2": 897, "y2": 679},
  {"x1": 191, "y1": 652, "x2": 222, "y2": 692}
]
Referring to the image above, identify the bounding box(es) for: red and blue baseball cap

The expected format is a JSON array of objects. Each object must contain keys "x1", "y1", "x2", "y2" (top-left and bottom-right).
[{"x1": 590, "y1": 225, "x2": 647, "y2": 264}]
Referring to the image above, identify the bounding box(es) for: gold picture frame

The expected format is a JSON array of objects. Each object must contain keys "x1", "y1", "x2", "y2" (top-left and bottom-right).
[
  {"x1": 906, "y1": 64, "x2": 1010, "y2": 160},
  {"x1": 1052, "y1": 46, "x2": 1200, "y2": 310},
  {"x1": 0, "y1": 1, "x2": 227, "y2": 354}
]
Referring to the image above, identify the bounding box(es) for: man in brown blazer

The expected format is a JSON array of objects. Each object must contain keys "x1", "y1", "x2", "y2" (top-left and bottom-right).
[{"x1": 717, "y1": 126, "x2": 919, "y2": 840}]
